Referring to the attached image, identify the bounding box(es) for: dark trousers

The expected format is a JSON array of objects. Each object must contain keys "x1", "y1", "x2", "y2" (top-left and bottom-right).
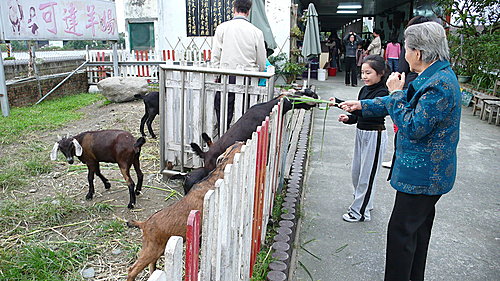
[
  {"x1": 385, "y1": 191, "x2": 442, "y2": 281},
  {"x1": 344, "y1": 56, "x2": 357, "y2": 85},
  {"x1": 214, "y1": 76, "x2": 236, "y2": 134}
]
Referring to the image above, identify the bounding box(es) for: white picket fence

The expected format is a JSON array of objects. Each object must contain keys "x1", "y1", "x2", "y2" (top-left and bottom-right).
[
  {"x1": 158, "y1": 65, "x2": 276, "y2": 173},
  {"x1": 146, "y1": 101, "x2": 304, "y2": 281}
]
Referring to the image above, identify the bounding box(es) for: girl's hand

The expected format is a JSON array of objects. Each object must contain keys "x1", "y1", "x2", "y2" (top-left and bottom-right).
[
  {"x1": 386, "y1": 72, "x2": 405, "y2": 92},
  {"x1": 328, "y1": 97, "x2": 337, "y2": 107},
  {"x1": 339, "y1": 101, "x2": 362, "y2": 112},
  {"x1": 338, "y1": 114, "x2": 349, "y2": 122}
]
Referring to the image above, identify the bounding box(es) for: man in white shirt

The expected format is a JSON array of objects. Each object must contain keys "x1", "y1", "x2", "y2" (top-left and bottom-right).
[
  {"x1": 366, "y1": 28, "x2": 382, "y2": 56},
  {"x1": 212, "y1": 0, "x2": 267, "y2": 132}
]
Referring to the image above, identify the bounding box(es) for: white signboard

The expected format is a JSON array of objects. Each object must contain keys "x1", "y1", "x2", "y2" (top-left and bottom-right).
[{"x1": 0, "y1": 0, "x2": 118, "y2": 41}]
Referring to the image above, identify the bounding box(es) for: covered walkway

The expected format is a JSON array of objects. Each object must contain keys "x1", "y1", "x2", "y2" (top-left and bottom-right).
[{"x1": 292, "y1": 75, "x2": 500, "y2": 280}]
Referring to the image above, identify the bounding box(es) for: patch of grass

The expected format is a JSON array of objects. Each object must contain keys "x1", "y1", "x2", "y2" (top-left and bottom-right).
[
  {"x1": 0, "y1": 93, "x2": 104, "y2": 145},
  {"x1": 251, "y1": 190, "x2": 286, "y2": 280},
  {"x1": 0, "y1": 167, "x2": 25, "y2": 190},
  {"x1": 0, "y1": 241, "x2": 97, "y2": 280},
  {"x1": 24, "y1": 158, "x2": 53, "y2": 176},
  {"x1": 96, "y1": 219, "x2": 126, "y2": 237}
]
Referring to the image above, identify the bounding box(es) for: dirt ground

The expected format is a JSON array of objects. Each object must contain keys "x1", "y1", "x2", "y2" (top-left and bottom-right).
[{"x1": 2, "y1": 98, "x2": 185, "y2": 280}]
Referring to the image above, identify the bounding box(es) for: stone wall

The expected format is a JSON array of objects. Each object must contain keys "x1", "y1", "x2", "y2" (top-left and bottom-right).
[
  {"x1": 6, "y1": 72, "x2": 88, "y2": 107},
  {"x1": 4, "y1": 58, "x2": 86, "y2": 80}
]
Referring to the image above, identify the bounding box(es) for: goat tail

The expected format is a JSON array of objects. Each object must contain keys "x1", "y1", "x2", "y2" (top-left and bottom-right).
[
  {"x1": 134, "y1": 94, "x2": 144, "y2": 99},
  {"x1": 134, "y1": 137, "x2": 146, "y2": 153},
  {"x1": 190, "y1": 143, "x2": 205, "y2": 159},
  {"x1": 127, "y1": 220, "x2": 144, "y2": 229}
]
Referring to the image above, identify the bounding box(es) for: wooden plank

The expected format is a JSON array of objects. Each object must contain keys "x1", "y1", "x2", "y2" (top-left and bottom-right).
[
  {"x1": 185, "y1": 210, "x2": 201, "y2": 281},
  {"x1": 213, "y1": 179, "x2": 223, "y2": 281},
  {"x1": 164, "y1": 236, "x2": 183, "y2": 281},
  {"x1": 200, "y1": 190, "x2": 215, "y2": 281}
]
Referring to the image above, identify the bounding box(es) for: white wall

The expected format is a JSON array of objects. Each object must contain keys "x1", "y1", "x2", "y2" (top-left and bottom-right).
[
  {"x1": 266, "y1": 0, "x2": 291, "y2": 57},
  {"x1": 123, "y1": 0, "x2": 293, "y2": 59},
  {"x1": 124, "y1": 0, "x2": 158, "y2": 52}
]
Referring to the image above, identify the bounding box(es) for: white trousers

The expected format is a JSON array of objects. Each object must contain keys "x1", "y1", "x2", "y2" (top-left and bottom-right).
[{"x1": 349, "y1": 128, "x2": 387, "y2": 221}]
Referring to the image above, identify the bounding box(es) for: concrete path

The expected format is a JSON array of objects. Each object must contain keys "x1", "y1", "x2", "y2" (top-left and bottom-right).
[{"x1": 292, "y1": 75, "x2": 500, "y2": 281}]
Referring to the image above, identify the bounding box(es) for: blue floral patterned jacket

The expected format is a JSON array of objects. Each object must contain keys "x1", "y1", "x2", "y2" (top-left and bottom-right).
[{"x1": 361, "y1": 60, "x2": 461, "y2": 195}]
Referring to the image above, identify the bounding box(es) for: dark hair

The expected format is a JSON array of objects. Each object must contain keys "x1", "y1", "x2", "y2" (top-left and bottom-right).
[
  {"x1": 406, "y1": 15, "x2": 431, "y2": 27},
  {"x1": 390, "y1": 36, "x2": 399, "y2": 44},
  {"x1": 362, "y1": 55, "x2": 391, "y2": 82},
  {"x1": 373, "y1": 28, "x2": 382, "y2": 35},
  {"x1": 234, "y1": 0, "x2": 252, "y2": 14}
]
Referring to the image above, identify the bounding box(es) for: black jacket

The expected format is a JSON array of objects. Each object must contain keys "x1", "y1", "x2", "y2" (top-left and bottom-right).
[{"x1": 337, "y1": 80, "x2": 388, "y2": 130}]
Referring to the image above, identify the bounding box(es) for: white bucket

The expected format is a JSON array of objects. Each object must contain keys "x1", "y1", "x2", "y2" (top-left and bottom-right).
[{"x1": 317, "y1": 69, "x2": 327, "y2": 81}]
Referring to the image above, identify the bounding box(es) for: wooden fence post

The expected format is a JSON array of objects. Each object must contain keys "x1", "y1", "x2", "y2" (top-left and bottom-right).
[
  {"x1": 164, "y1": 236, "x2": 183, "y2": 281},
  {"x1": 186, "y1": 210, "x2": 201, "y2": 281}
]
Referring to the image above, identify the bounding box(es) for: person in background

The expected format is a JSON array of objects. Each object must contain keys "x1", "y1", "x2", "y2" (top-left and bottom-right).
[
  {"x1": 339, "y1": 21, "x2": 461, "y2": 281},
  {"x1": 331, "y1": 55, "x2": 390, "y2": 222},
  {"x1": 342, "y1": 32, "x2": 363, "y2": 87},
  {"x1": 212, "y1": 0, "x2": 266, "y2": 132},
  {"x1": 366, "y1": 29, "x2": 382, "y2": 56},
  {"x1": 385, "y1": 36, "x2": 401, "y2": 72},
  {"x1": 326, "y1": 35, "x2": 339, "y2": 69},
  {"x1": 356, "y1": 43, "x2": 365, "y2": 79}
]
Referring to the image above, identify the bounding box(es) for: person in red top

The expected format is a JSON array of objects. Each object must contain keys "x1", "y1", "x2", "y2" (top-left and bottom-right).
[{"x1": 385, "y1": 36, "x2": 401, "y2": 72}]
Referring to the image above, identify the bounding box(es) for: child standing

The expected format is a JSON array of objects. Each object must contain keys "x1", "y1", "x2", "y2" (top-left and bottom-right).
[
  {"x1": 385, "y1": 37, "x2": 401, "y2": 72},
  {"x1": 333, "y1": 55, "x2": 390, "y2": 222}
]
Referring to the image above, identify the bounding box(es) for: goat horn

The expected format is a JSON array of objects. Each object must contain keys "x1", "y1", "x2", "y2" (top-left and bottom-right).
[{"x1": 57, "y1": 135, "x2": 62, "y2": 140}]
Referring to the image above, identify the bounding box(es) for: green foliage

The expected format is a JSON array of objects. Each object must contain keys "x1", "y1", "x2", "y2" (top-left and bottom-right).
[
  {"x1": 0, "y1": 241, "x2": 96, "y2": 280},
  {"x1": 269, "y1": 53, "x2": 306, "y2": 84},
  {"x1": 290, "y1": 26, "x2": 304, "y2": 40},
  {"x1": 4, "y1": 56, "x2": 15, "y2": 60},
  {"x1": 436, "y1": 0, "x2": 500, "y2": 91},
  {"x1": 0, "y1": 93, "x2": 104, "y2": 145}
]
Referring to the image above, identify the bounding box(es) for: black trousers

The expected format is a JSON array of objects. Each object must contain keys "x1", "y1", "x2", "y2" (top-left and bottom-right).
[
  {"x1": 214, "y1": 76, "x2": 236, "y2": 134},
  {"x1": 344, "y1": 56, "x2": 357, "y2": 85},
  {"x1": 385, "y1": 191, "x2": 442, "y2": 281}
]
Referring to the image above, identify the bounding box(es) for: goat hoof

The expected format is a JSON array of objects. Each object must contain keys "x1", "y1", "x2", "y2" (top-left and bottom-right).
[
  {"x1": 151, "y1": 135, "x2": 157, "y2": 139},
  {"x1": 85, "y1": 193, "x2": 93, "y2": 200},
  {"x1": 135, "y1": 190, "x2": 142, "y2": 195},
  {"x1": 104, "y1": 182, "x2": 111, "y2": 189},
  {"x1": 127, "y1": 203, "x2": 135, "y2": 209}
]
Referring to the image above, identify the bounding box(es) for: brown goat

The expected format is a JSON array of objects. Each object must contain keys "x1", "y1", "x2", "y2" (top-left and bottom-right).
[
  {"x1": 126, "y1": 142, "x2": 244, "y2": 281},
  {"x1": 50, "y1": 130, "x2": 145, "y2": 209}
]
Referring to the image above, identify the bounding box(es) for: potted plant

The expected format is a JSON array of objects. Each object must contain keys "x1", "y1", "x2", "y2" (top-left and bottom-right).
[{"x1": 281, "y1": 61, "x2": 306, "y2": 84}]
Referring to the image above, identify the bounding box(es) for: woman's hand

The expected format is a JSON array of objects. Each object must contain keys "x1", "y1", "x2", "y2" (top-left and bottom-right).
[
  {"x1": 386, "y1": 72, "x2": 405, "y2": 92},
  {"x1": 338, "y1": 114, "x2": 349, "y2": 122},
  {"x1": 339, "y1": 101, "x2": 361, "y2": 112}
]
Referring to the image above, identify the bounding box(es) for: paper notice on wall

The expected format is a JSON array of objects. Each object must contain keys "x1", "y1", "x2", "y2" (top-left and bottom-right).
[{"x1": 0, "y1": 0, "x2": 118, "y2": 41}]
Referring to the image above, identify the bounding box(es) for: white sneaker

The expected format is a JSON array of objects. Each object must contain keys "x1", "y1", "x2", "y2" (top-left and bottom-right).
[
  {"x1": 382, "y1": 161, "x2": 392, "y2": 168},
  {"x1": 342, "y1": 213, "x2": 370, "y2": 222}
]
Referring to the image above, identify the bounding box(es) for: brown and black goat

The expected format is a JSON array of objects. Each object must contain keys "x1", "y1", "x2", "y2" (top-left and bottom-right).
[
  {"x1": 50, "y1": 130, "x2": 145, "y2": 209},
  {"x1": 126, "y1": 142, "x2": 244, "y2": 281},
  {"x1": 182, "y1": 88, "x2": 318, "y2": 193}
]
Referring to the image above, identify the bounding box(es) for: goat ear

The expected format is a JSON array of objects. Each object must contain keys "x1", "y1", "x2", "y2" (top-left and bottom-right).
[
  {"x1": 50, "y1": 142, "x2": 59, "y2": 161},
  {"x1": 72, "y1": 139, "x2": 83, "y2": 156}
]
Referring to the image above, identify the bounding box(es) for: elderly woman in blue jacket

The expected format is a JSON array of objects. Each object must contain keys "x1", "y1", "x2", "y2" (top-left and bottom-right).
[{"x1": 338, "y1": 22, "x2": 461, "y2": 281}]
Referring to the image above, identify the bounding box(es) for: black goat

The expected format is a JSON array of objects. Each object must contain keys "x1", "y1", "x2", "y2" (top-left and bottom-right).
[
  {"x1": 50, "y1": 130, "x2": 145, "y2": 209},
  {"x1": 135, "y1": 92, "x2": 159, "y2": 138},
  {"x1": 184, "y1": 89, "x2": 318, "y2": 193}
]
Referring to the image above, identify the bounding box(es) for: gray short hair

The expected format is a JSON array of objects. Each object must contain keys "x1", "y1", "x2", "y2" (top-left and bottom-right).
[{"x1": 404, "y1": 22, "x2": 449, "y2": 62}]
